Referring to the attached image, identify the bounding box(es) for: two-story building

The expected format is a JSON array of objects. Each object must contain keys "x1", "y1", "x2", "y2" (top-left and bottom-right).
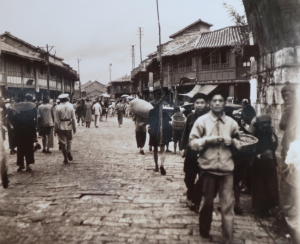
[
  {"x1": 162, "y1": 26, "x2": 252, "y2": 104},
  {"x1": 0, "y1": 32, "x2": 78, "y2": 100},
  {"x1": 107, "y1": 74, "x2": 132, "y2": 99}
]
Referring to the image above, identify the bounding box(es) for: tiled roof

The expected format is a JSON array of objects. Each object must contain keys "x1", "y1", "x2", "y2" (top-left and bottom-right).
[
  {"x1": 163, "y1": 26, "x2": 248, "y2": 57},
  {"x1": 169, "y1": 19, "x2": 213, "y2": 38},
  {"x1": 111, "y1": 74, "x2": 131, "y2": 83},
  {"x1": 0, "y1": 40, "x2": 43, "y2": 61}
]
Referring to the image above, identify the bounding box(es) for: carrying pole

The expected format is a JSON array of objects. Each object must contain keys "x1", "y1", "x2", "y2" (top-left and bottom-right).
[{"x1": 156, "y1": 0, "x2": 164, "y2": 145}]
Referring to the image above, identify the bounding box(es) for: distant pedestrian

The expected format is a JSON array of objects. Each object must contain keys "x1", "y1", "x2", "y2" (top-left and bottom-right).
[
  {"x1": 189, "y1": 90, "x2": 241, "y2": 243},
  {"x1": 84, "y1": 97, "x2": 93, "y2": 128},
  {"x1": 10, "y1": 93, "x2": 37, "y2": 172},
  {"x1": 171, "y1": 106, "x2": 186, "y2": 154},
  {"x1": 54, "y1": 94, "x2": 76, "y2": 164},
  {"x1": 93, "y1": 99, "x2": 102, "y2": 128},
  {"x1": 37, "y1": 95, "x2": 54, "y2": 153},
  {"x1": 115, "y1": 99, "x2": 125, "y2": 127},
  {"x1": 76, "y1": 99, "x2": 85, "y2": 126},
  {"x1": 133, "y1": 114, "x2": 147, "y2": 154}
]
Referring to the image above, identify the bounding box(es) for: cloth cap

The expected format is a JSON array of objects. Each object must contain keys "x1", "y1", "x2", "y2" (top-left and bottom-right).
[
  {"x1": 257, "y1": 114, "x2": 271, "y2": 124},
  {"x1": 241, "y1": 99, "x2": 249, "y2": 104},
  {"x1": 58, "y1": 94, "x2": 69, "y2": 99}
]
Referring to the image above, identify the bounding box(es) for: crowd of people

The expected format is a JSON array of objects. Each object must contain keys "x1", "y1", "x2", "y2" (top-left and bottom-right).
[
  {"x1": 128, "y1": 82, "x2": 297, "y2": 243},
  {"x1": 0, "y1": 81, "x2": 297, "y2": 243}
]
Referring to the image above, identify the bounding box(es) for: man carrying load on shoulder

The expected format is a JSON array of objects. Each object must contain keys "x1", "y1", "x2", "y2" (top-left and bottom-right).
[{"x1": 189, "y1": 90, "x2": 241, "y2": 243}]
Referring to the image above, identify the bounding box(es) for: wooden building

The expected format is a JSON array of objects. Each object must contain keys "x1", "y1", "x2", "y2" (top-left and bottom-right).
[
  {"x1": 81, "y1": 80, "x2": 106, "y2": 99},
  {"x1": 0, "y1": 32, "x2": 78, "y2": 99},
  {"x1": 107, "y1": 74, "x2": 133, "y2": 99}
]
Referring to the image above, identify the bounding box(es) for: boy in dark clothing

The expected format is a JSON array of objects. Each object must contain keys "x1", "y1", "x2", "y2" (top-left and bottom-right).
[{"x1": 180, "y1": 93, "x2": 209, "y2": 205}]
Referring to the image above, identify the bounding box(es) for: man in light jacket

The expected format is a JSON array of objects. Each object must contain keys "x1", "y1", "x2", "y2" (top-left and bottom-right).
[
  {"x1": 92, "y1": 99, "x2": 102, "y2": 128},
  {"x1": 189, "y1": 90, "x2": 241, "y2": 243},
  {"x1": 54, "y1": 94, "x2": 76, "y2": 164}
]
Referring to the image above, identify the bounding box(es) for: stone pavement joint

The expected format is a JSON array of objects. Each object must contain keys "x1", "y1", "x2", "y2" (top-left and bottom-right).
[{"x1": 0, "y1": 117, "x2": 289, "y2": 243}]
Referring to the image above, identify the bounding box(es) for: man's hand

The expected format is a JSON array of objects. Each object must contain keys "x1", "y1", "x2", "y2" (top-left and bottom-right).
[
  {"x1": 223, "y1": 137, "x2": 232, "y2": 146},
  {"x1": 206, "y1": 136, "x2": 223, "y2": 145},
  {"x1": 73, "y1": 129, "x2": 76, "y2": 134}
]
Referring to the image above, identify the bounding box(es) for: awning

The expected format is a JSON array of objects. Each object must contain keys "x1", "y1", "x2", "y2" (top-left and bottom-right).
[{"x1": 179, "y1": 84, "x2": 218, "y2": 98}]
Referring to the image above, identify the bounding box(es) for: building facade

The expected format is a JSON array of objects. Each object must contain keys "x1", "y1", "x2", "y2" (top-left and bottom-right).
[
  {"x1": 0, "y1": 32, "x2": 78, "y2": 100},
  {"x1": 107, "y1": 74, "x2": 133, "y2": 99}
]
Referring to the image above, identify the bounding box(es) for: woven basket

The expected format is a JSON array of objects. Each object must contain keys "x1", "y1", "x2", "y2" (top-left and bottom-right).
[
  {"x1": 172, "y1": 117, "x2": 186, "y2": 131},
  {"x1": 240, "y1": 134, "x2": 259, "y2": 154}
]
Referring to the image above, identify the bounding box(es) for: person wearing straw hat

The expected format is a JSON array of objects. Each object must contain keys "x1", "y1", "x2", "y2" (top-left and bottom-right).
[
  {"x1": 10, "y1": 93, "x2": 37, "y2": 172},
  {"x1": 54, "y1": 94, "x2": 76, "y2": 164}
]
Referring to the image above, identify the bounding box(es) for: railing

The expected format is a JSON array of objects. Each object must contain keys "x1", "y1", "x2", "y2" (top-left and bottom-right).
[
  {"x1": 7, "y1": 71, "x2": 22, "y2": 76},
  {"x1": 7, "y1": 76, "x2": 22, "y2": 84},
  {"x1": 203, "y1": 63, "x2": 230, "y2": 70}
]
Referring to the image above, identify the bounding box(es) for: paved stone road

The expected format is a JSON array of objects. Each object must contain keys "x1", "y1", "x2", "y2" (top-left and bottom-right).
[{"x1": 0, "y1": 117, "x2": 290, "y2": 243}]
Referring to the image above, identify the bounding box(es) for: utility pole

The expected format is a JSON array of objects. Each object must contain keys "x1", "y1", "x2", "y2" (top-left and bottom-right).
[
  {"x1": 109, "y1": 63, "x2": 112, "y2": 82},
  {"x1": 41, "y1": 44, "x2": 54, "y2": 93},
  {"x1": 139, "y1": 27, "x2": 143, "y2": 64},
  {"x1": 156, "y1": 0, "x2": 164, "y2": 145},
  {"x1": 131, "y1": 45, "x2": 135, "y2": 69},
  {"x1": 77, "y1": 58, "x2": 82, "y2": 98}
]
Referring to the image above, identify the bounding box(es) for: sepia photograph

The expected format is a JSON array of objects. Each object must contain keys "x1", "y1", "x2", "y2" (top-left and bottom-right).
[{"x1": 0, "y1": 0, "x2": 299, "y2": 243}]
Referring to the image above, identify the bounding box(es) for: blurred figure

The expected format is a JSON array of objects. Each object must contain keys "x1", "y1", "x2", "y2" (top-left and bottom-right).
[
  {"x1": 92, "y1": 99, "x2": 102, "y2": 128},
  {"x1": 115, "y1": 99, "x2": 125, "y2": 127},
  {"x1": 37, "y1": 95, "x2": 54, "y2": 153},
  {"x1": 76, "y1": 99, "x2": 85, "y2": 126},
  {"x1": 171, "y1": 106, "x2": 186, "y2": 154},
  {"x1": 10, "y1": 93, "x2": 37, "y2": 172},
  {"x1": 251, "y1": 115, "x2": 279, "y2": 217},
  {"x1": 84, "y1": 97, "x2": 93, "y2": 128},
  {"x1": 133, "y1": 114, "x2": 147, "y2": 154},
  {"x1": 241, "y1": 99, "x2": 256, "y2": 125}
]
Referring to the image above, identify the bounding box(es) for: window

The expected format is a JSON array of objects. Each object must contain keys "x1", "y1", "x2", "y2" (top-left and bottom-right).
[
  {"x1": 211, "y1": 51, "x2": 220, "y2": 64},
  {"x1": 186, "y1": 57, "x2": 192, "y2": 67},
  {"x1": 202, "y1": 51, "x2": 210, "y2": 65},
  {"x1": 221, "y1": 49, "x2": 229, "y2": 64},
  {"x1": 242, "y1": 57, "x2": 251, "y2": 67},
  {"x1": 26, "y1": 64, "x2": 31, "y2": 74}
]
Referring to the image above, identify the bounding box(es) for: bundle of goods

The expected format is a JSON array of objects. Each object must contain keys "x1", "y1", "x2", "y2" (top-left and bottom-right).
[
  {"x1": 129, "y1": 99, "x2": 153, "y2": 118},
  {"x1": 240, "y1": 134, "x2": 258, "y2": 153},
  {"x1": 171, "y1": 114, "x2": 186, "y2": 131}
]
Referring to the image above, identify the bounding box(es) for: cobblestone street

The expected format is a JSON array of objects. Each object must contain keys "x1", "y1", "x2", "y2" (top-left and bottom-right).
[{"x1": 0, "y1": 117, "x2": 290, "y2": 244}]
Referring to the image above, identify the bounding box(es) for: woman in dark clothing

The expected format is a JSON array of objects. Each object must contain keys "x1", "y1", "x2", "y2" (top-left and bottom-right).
[
  {"x1": 180, "y1": 93, "x2": 209, "y2": 206},
  {"x1": 251, "y1": 115, "x2": 279, "y2": 217},
  {"x1": 10, "y1": 94, "x2": 37, "y2": 172}
]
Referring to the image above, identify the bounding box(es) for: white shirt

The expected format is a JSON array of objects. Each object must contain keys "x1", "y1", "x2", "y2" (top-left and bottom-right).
[
  {"x1": 54, "y1": 102, "x2": 76, "y2": 131},
  {"x1": 92, "y1": 102, "x2": 102, "y2": 115}
]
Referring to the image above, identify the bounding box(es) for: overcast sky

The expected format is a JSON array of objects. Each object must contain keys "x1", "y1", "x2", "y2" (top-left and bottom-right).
[{"x1": 0, "y1": 0, "x2": 245, "y2": 85}]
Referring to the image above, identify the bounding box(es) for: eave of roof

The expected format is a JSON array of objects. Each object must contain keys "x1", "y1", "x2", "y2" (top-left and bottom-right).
[
  {"x1": 111, "y1": 74, "x2": 132, "y2": 83},
  {"x1": 169, "y1": 19, "x2": 213, "y2": 38},
  {"x1": 163, "y1": 26, "x2": 249, "y2": 57}
]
